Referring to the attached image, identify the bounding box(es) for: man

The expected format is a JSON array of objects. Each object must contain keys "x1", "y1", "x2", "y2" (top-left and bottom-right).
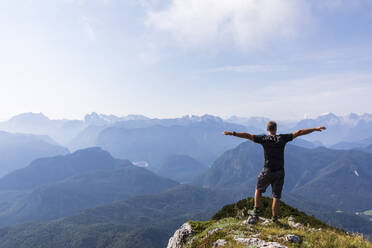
[{"x1": 223, "y1": 121, "x2": 326, "y2": 223}]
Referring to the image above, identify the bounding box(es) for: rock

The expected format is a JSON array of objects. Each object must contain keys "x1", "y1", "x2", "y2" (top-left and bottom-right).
[
  {"x1": 260, "y1": 217, "x2": 271, "y2": 225},
  {"x1": 288, "y1": 216, "x2": 304, "y2": 229},
  {"x1": 205, "y1": 228, "x2": 222, "y2": 239},
  {"x1": 247, "y1": 216, "x2": 258, "y2": 225},
  {"x1": 234, "y1": 237, "x2": 288, "y2": 248},
  {"x1": 285, "y1": 234, "x2": 301, "y2": 243},
  {"x1": 242, "y1": 216, "x2": 272, "y2": 226},
  {"x1": 241, "y1": 219, "x2": 250, "y2": 225},
  {"x1": 167, "y1": 222, "x2": 193, "y2": 248},
  {"x1": 213, "y1": 239, "x2": 227, "y2": 247},
  {"x1": 250, "y1": 233, "x2": 261, "y2": 238}
]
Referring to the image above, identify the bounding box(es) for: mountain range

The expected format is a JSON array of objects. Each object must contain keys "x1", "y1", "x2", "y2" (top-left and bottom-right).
[
  {"x1": 3, "y1": 112, "x2": 372, "y2": 150},
  {"x1": 0, "y1": 131, "x2": 68, "y2": 177},
  {"x1": 0, "y1": 185, "x2": 234, "y2": 248},
  {"x1": 0, "y1": 141, "x2": 370, "y2": 246},
  {"x1": 95, "y1": 116, "x2": 247, "y2": 168},
  {"x1": 197, "y1": 141, "x2": 372, "y2": 211},
  {"x1": 0, "y1": 112, "x2": 372, "y2": 247},
  {"x1": 287, "y1": 112, "x2": 372, "y2": 146},
  {"x1": 156, "y1": 155, "x2": 208, "y2": 183},
  {"x1": 0, "y1": 147, "x2": 178, "y2": 227}
]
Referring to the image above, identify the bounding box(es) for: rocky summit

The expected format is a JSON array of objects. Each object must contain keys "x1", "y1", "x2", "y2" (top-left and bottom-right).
[{"x1": 167, "y1": 197, "x2": 372, "y2": 248}]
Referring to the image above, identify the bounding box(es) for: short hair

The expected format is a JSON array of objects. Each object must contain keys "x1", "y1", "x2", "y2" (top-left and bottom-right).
[{"x1": 266, "y1": 121, "x2": 277, "y2": 132}]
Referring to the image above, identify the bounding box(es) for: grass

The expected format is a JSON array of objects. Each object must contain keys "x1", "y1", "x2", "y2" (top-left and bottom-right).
[
  {"x1": 363, "y1": 210, "x2": 372, "y2": 216},
  {"x1": 187, "y1": 218, "x2": 372, "y2": 248},
  {"x1": 184, "y1": 197, "x2": 372, "y2": 248},
  {"x1": 212, "y1": 196, "x2": 332, "y2": 229}
]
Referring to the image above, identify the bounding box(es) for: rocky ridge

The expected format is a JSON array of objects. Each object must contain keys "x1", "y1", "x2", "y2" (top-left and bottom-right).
[{"x1": 167, "y1": 197, "x2": 372, "y2": 248}]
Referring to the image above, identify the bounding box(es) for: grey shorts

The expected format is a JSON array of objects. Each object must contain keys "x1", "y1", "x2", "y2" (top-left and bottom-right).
[{"x1": 256, "y1": 169, "x2": 285, "y2": 199}]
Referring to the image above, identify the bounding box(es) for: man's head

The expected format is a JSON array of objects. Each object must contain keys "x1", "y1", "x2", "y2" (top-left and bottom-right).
[{"x1": 266, "y1": 121, "x2": 277, "y2": 135}]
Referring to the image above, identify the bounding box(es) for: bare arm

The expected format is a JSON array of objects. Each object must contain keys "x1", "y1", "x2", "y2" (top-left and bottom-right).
[
  {"x1": 292, "y1": 126, "x2": 326, "y2": 139},
  {"x1": 222, "y1": 131, "x2": 254, "y2": 141}
]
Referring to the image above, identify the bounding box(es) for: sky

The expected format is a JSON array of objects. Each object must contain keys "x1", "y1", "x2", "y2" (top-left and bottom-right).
[{"x1": 0, "y1": 0, "x2": 371, "y2": 121}]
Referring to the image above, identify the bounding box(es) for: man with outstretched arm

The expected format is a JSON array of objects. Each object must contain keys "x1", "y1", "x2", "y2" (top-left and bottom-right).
[{"x1": 222, "y1": 121, "x2": 326, "y2": 224}]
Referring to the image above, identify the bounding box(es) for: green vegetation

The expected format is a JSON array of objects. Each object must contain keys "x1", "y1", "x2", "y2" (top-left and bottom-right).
[
  {"x1": 213, "y1": 196, "x2": 330, "y2": 229},
  {"x1": 364, "y1": 210, "x2": 372, "y2": 216},
  {"x1": 184, "y1": 197, "x2": 372, "y2": 248},
  {"x1": 0, "y1": 185, "x2": 233, "y2": 248}
]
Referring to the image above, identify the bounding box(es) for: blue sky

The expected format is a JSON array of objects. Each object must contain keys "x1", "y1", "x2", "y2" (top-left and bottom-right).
[{"x1": 0, "y1": 0, "x2": 371, "y2": 121}]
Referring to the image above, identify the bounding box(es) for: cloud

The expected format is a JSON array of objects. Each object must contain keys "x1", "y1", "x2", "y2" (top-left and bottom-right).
[
  {"x1": 80, "y1": 15, "x2": 103, "y2": 41},
  {"x1": 145, "y1": 0, "x2": 311, "y2": 50},
  {"x1": 237, "y1": 72, "x2": 372, "y2": 119},
  {"x1": 314, "y1": 0, "x2": 365, "y2": 12},
  {"x1": 210, "y1": 64, "x2": 288, "y2": 73},
  {"x1": 83, "y1": 21, "x2": 96, "y2": 41},
  {"x1": 138, "y1": 41, "x2": 162, "y2": 64}
]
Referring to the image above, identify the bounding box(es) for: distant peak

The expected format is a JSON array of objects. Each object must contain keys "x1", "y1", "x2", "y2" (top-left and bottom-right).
[
  {"x1": 122, "y1": 114, "x2": 150, "y2": 121},
  {"x1": 9, "y1": 112, "x2": 50, "y2": 122},
  {"x1": 316, "y1": 112, "x2": 339, "y2": 122},
  {"x1": 72, "y1": 147, "x2": 112, "y2": 157},
  {"x1": 319, "y1": 112, "x2": 336, "y2": 117},
  {"x1": 348, "y1": 112, "x2": 359, "y2": 119},
  {"x1": 180, "y1": 114, "x2": 223, "y2": 123}
]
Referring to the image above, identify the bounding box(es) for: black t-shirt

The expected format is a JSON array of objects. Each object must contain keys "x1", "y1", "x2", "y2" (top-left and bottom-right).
[{"x1": 253, "y1": 133, "x2": 293, "y2": 171}]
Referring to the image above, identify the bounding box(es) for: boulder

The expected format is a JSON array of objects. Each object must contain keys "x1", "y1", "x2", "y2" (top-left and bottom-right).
[{"x1": 167, "y1": 222, "x2": 193, "y2": 248}]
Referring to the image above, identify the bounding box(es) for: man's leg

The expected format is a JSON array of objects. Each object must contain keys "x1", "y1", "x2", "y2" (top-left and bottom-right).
[
  {"x1": 254, "y1": 189, "x2": 262, "y2": 208},
  {"x1": 254, "y1": 170, "x2": 270, "y2": 217},
  {"x1": 271, "y1": 170, "x2": 284, "y2": 222},
  {"x1": 272, "y1": 197, "x2": 280, "y2": 217}
]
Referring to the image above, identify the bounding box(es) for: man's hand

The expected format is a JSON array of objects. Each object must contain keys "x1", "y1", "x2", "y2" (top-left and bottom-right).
[
  {"x1": 316, "y1": 126, "x2": 327, "y2": 131},
  {"x1": 222, "y1": 131, "x2": 233, "y2": 135}
]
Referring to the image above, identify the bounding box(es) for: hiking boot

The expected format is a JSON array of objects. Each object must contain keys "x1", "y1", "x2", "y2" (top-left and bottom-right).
[
  {"x1": 246, "y1": 207, "x2": 260, "y2": 224},
  {"x1": 271, "y1": 216, "x2": 281, "y2": 225},
  {"x1": 252, "y1": 207, "x2": 261, "y2": 219},
  {"x1": 247, "y1": 216, "x2": 257, "y2": 225}
]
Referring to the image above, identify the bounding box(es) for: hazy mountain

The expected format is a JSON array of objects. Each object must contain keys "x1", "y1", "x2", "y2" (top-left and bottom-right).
[
  {"x1": 84, "y1": 112, "x2": 150, "y2": 126},
  {"x1": 291, "y1": 149, "x2": 372, "y2": 211},
  {"x1": 225, "y1": 115, "x2": 297, "y2": 132},
  {"x1": 363, "y1": 143, "x2": 372, "y2": 154},
  {"x1": 156, "y1": 155, "x2": 208, "y2": 183},
  {"x1": 84, "y1": 112, "x2": 122, "y2": 126},
  {"x1": 0, "y1": 185, "x2": 234, "y2": 248},
  {"x1": 330, "y1": 141, "x2": 365, "y2": 150},
  {"x1": 0, "y1": 113, "x2": 85, "y2": 146},
  {"x1": 291, "y1": 138, "x2": 323, "y2": 148},
  {"x1": 68, "y1": 114, "x2": 245, "y2": 151},
  {"x1": 330, "y1": 135, "x2": 372, "y2": 150},
  {"x1": 0, "y1": 131, "x2": 69, "y2": 177},
  {"x1": 0, "y1": 148, "x2": 178, "y2": 226},
  {"x1": 0, "y1": 166, "x2": 178, "y2": 226},
  {"x1": 0, "y1": 147, "x2": 119, "y2": 190},
  {"x1": 290, "y1": 112, "x2": 372, "y2": 146},
  {"x1": 5, "y1": 112, "x2": 372, "y2": 149},
  {"x1": 6, "y1": 112, "x2": 51, "y2": 128},
  {"x1": 0, "y1": 185, "x2": 370, "y2": 247},
  {"x1": 197, "y1": 141, "x2": 372, "y2": 211},
  {"x1": 0, "y1": 112, "x2": 149, "y2": 147},
  {"x1": 95, "y1": 115, "x2": 247, "y2": 167},
  {"x1": 282, "y1": 193, "x2": 372, "y2": 237},
  {"x1": 67, "y1": 125, "x2": 107, "y2": 151}
]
